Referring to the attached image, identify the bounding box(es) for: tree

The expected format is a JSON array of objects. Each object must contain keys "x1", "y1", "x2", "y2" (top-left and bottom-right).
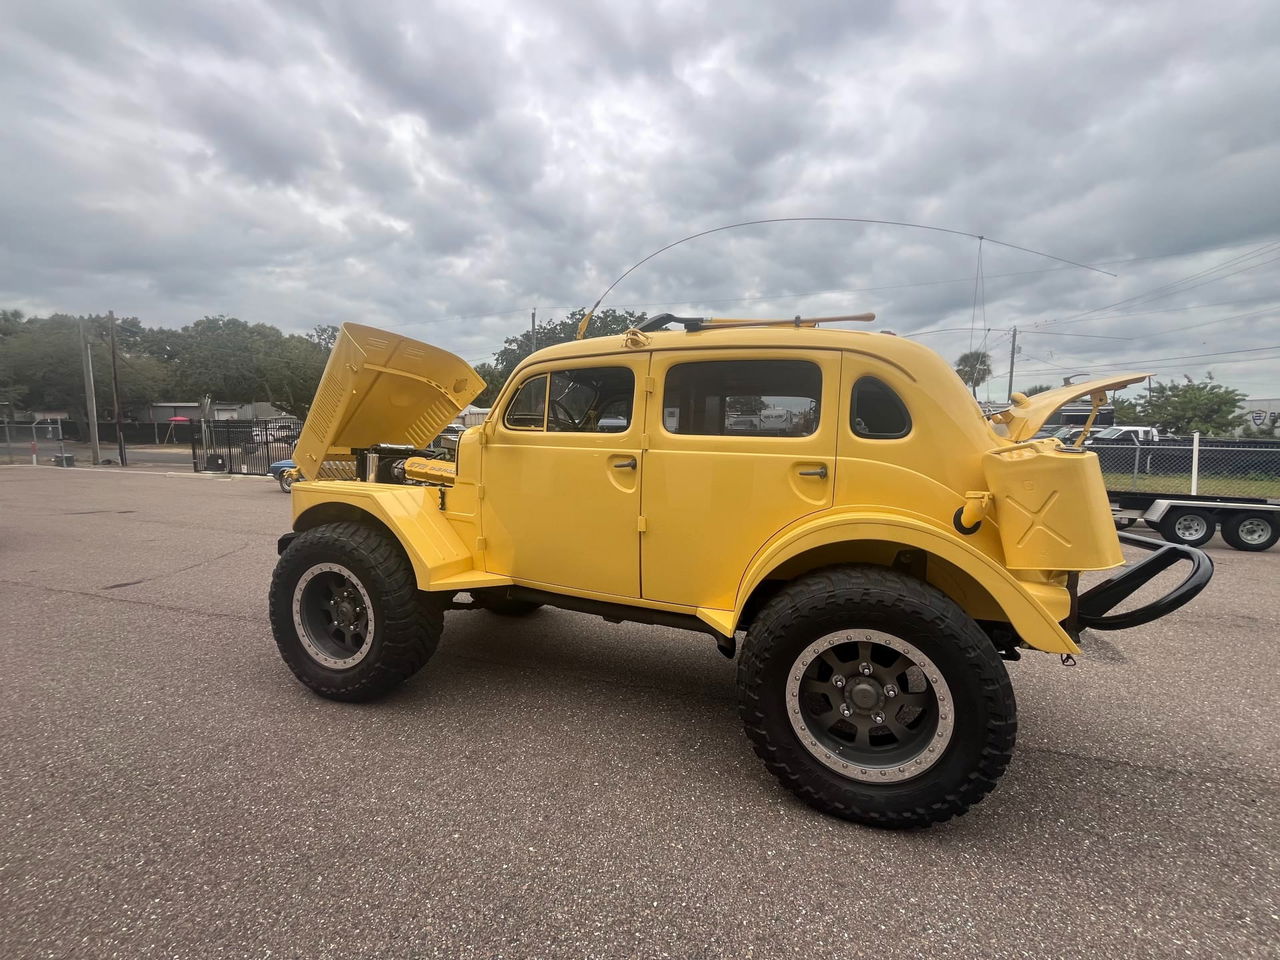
[
  {"x1": 491, "y1": 308, "x2": 645, "y2": 382},
  {"x1": 471, "y1": 362, "x2": 502, "y2": 408},
  {"x1": 1022, "y1": 383, "x2": 1054, "y2": 396},
  {"x1": 1110, "y1": 392, "x2": 1144, "y2": 425},
  {"x1": 954, "y1": 351, "x2": 992, "y2": 397},
  {"x1": 1140, "y1": 374, "x2": 1246, "y2": 436},
  {"x1": 308, "y1": 324, "x2": 338, "y2": 351}
]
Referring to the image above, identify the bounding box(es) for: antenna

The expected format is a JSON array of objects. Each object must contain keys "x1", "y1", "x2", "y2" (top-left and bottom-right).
[{"x1": 575, "y1": 217, "x2": 1115, "y2": 339}]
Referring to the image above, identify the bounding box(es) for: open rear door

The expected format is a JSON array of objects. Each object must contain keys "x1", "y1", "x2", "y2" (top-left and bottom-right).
[
  {"x1": 996, "y1": 372, "x2": 1150, "y2": 442},
  {"x1": 293, "y1": 323, "x2": 486, "y2": 480}
]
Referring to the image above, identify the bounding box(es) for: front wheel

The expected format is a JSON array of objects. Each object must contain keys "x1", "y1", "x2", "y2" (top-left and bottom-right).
[
  {"x1": 269, "y1": 522, "x2": 443, "y2": 701},
  {"x1": 278, "y1": 472, "x2": 293, "y2": 493},
  {"x1": 738, "y1": 566, "x2": 1016, "y2": 828}
]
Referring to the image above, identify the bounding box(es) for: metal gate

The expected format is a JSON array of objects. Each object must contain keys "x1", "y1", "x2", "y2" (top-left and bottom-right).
[{"x1": 191, "y1": 419, "x2": 300, "y2": 475}]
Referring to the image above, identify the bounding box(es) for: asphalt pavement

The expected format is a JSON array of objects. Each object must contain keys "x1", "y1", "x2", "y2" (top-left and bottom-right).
[{"x1": 0, "y1": 464, "x2": 1276, "y2": 959}]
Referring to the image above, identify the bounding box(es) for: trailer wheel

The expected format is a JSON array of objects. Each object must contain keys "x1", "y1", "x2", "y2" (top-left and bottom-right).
[
  {"x1": 1221, "y1": 513, "x2": 1279, "y2": 552},
  {"x1": 1159, "y1": 508, "x2": 1215, "y2": 547}
]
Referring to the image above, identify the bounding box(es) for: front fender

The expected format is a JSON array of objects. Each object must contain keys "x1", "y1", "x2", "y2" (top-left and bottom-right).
[
  {"x1": 733, "y1": 510, "x2": 1080, "y2": 655},
  {"x1": 290, "y1": 481, "x2": 507, "y2": 592}
]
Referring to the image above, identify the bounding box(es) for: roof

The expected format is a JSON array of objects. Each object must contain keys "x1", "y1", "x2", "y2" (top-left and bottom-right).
[{"x1": 513, "y1": 326, "x2": 947, "y2": 382}]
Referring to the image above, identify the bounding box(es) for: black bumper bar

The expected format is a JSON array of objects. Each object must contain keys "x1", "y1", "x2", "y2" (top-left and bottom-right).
[{"x1": 1075, "y1": 532, "x2": 1213, "y2": 631}]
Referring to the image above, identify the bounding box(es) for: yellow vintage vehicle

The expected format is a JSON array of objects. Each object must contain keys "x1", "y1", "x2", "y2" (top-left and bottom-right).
[{"x1": 269, "y1": 316, "x2": 1211, "y2": 826}]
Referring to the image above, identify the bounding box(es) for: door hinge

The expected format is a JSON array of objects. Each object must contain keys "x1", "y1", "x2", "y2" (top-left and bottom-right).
[
  {"x1": 640, "y1": 433, "x2": 649, "y2": 450},
  {"x1": 643, "y1": 376, "x2": 655, "y2": 393},
  {"x1": 475, "y1": 536, "x2": 488, "y2": 551},
  {"x1": 637, "y1": 516, "x2": 647, "y2": 533},
  {"x1": 476, "y1": 484, "x2": 485, "y2": 500}
]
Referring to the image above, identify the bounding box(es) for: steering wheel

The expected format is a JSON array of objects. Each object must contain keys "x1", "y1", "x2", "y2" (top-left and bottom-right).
[{"x1": 548, "y1": 399, "x2": 579, "y2": 432}]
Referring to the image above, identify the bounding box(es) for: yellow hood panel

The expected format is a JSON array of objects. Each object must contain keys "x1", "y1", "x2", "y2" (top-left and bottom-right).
[
  {"x1": 999, "y1": 372, "x2": 1150, "y2": 442},
  {"x1": 293, "y1": 323, "x2": 486, "y2": 480}
]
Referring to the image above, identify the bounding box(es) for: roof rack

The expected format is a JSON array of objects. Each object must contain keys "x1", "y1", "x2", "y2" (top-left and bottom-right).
[{"x1": 638, "y1": 312, "x2": 876, "y2": 332}]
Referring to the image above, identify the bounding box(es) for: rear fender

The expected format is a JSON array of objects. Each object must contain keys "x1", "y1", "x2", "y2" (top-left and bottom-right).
[{"x1": 734, "y1": 511, "x2": 1079, "y2": 655}]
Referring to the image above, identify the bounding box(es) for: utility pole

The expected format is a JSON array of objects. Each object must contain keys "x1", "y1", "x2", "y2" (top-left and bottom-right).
[
  {"x1": 79, "y1": 317, "x2": 102, "y2": 464},
  {"x1": 108, "y1": 311, "x2": 127, "y2": 466},
  {"x1": 530, "y1": 307, "x2": 537, "y2": 352},
  {"x1": 1006, "y1": 325, "x2": 1018, "y2": 402}
]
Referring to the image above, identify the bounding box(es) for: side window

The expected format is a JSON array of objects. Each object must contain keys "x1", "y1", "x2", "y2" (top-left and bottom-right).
[
  {"x1": 548, "y1": 366, "x2": 635, "y2": 433},
  {"x1": 663, "y1": 360, "x2": 821, "y2": 437},
  {"x1": 850, "y1": 376, "x2": 911, "y2": 439},
  {"x1": 504, "y1": 374, "x2": 548, "y2": 430}
]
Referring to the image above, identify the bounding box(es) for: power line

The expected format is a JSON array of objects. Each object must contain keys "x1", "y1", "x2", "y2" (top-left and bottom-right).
[
  {"x1": 991, "y1": 344, "x2": 1280, "y2": 379},
  {"x1": 1034, "y1": 241, "x2": 1280, "y2": 329}
]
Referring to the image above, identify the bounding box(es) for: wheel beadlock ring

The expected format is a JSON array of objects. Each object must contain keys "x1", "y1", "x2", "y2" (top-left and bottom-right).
[
  {"x1": 292, "y1": 562, "x2": 376, "y2": 670},
  {"x1": 786, "y1": 630, "x2": 955, "y2": 784}
]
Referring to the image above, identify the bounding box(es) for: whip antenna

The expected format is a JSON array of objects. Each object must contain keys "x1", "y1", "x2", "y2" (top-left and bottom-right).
[{"x1": 576, "y1": 217, "x2": 1114, "y2": 339}]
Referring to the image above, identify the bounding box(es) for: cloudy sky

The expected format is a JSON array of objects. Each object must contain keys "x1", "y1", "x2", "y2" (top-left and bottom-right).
[{"x1": 3, "y1": 0, "x2": 1279, "y2": 399}]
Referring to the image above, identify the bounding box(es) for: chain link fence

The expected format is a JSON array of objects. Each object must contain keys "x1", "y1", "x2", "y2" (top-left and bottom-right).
[
  {"x1": 1094, "y1": 434, "x2": 1280, "y2": 498},
  {"x1": 1, "y1": 420, "x2": 71, "y2": 466}
]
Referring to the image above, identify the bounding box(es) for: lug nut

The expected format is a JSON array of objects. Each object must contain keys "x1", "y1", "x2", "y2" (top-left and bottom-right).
[
  {"x1": 871, "y1": 710, "x2": 886, "y2": 725},
  {"x1": 839, "y1": 704, "x2": 852, "y2": 718},
  {"x1": 832, "y1": 675, "x2": 846, "y2": 689},
  {"x1": 859, "y1": 662, "x2": 873, "y2": 676},
  {"x1": 884, "y1": 685, "x2": 898, "y2": 698}
]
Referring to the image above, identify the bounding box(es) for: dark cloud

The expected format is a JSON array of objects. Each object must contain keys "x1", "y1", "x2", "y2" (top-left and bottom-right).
[{"x1": 1, "y1": 0, "x2": 1278, "y2": 395}]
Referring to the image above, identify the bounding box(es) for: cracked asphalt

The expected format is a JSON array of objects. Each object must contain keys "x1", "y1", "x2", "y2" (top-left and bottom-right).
[{"x1": 1, "y1": 465, "x2": 1277, "y2": 959}]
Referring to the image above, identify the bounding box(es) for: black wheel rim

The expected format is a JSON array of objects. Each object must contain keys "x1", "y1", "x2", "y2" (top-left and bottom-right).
[
  {"x1": 787, "y1": 631, "x2": 954, "y2": 783},
  {"x1": 291, "y1": 563, "x2": 375, "y2": 669}
]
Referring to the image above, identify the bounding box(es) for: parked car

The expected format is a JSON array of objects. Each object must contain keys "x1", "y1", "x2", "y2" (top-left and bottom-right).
[
  {"x1": 268, "y1": 458, "x2": 296, "y2": 493},
  {"x1": 267, "y1": 320, "x2": 1212, "y2": 828}
]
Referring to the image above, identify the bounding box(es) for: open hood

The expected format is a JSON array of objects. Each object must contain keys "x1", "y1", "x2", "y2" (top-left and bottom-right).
[
  {"x1": 293, "y1": 323, "x2": 486, "y2": 480},
  {"x1": 995, "y1": 372, "x2": 1149, "y2": 443}
]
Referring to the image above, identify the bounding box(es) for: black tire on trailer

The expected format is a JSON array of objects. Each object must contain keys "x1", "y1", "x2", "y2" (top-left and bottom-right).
[
  {"x1": 269, "y1": 521, "x2": 443, "y2": 701},
  {"x1": 737, "y1": 565, "x2": 1016, "y2": 828},
  {"x1": 1158, "y1": 508, "x2": 1216, "y2": 547},
  {"x1": 1143, "y1": 519, "x2": 1161, "y2": 531},
  {"x1": 1221, "y1": 512, "x2": 1280, "y2": 552}
]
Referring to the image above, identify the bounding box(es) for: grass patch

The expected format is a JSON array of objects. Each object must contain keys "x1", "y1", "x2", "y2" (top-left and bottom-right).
[{"x1": 1103, "y1": 472, "x2": 1280, "y2": 498}]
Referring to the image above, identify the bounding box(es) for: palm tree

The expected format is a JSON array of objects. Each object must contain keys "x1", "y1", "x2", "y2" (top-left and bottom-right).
[{"x1": 954, "y1": 351, "x2": 993, "y2": 398}]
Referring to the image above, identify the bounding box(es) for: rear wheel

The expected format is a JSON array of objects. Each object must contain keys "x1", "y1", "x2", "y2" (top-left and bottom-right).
[
  {"x1": 278, "y1": 472, "x2": 293, "y2": 493},
  {"x1": 738, "y1": 566, "x2": 1016, "y2": 828},
  {"x1": 1159, "y1": 508, "x2": 1215, "y2": 547},
  {"x1": 269, "y1": 522, "x2": 442, "y2": 701},
  {"x1": 1221, "y1": 513, "x2": 1279, "y2": 552}
]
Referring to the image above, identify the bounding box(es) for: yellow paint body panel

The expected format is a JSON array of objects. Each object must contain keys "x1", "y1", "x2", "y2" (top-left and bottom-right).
[
  {"x1": 293, "y1": 322, "x2": 485, "y2": 480},
  {"x1": 291, "y1": 480, "x2": 510, "y2": 592},
  {"x1": 290, "y1": 322, "x2": 1139, "y2": 656}
]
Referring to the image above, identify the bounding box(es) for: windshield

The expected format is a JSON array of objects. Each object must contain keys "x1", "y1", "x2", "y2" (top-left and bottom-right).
[{"x1": 1093, "y1": 427, "x2": 1126, "y2": 439}]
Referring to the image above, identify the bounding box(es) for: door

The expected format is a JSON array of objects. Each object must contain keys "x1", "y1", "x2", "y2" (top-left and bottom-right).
[
  {"x1": 481, "y1": 359, "x2": 646, "y2": 597},
  {"x1": 641, "y1": 350, "x2": 839, "y2": 610}
]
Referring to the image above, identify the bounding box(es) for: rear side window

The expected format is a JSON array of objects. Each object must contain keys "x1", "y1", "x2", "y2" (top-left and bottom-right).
[
  {"x1": 663, "y1": 360, "x2": 821, "y2": 437},
  {"x1": 851, "y1": 377, "x2": 911, "y2": 438},
  {"x1": 504, "y1": 374, "x2": 548, "y2": 430}
]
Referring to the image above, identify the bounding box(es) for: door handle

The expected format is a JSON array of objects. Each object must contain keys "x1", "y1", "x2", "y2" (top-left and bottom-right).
[
  {"x1": 613, "y1": 457, "x2": 638, "y2": 470},
  {"x1": 798, "y1": 465, "x2": 828, "y2": 479}
]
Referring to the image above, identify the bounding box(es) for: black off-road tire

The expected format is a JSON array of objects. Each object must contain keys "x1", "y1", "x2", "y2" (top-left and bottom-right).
[
  {"x1": 269, "y1": 521, "x2": 443, "y2": 701},
  {"x1": 1221, "y1": 512, "x2": 1280, "y2": 552},
  {"x1": 1159, "y1": 508, "x2": 1215, "y2": 547},
  {"x1": 738, "y1": 565, "x2": 1016, "y2": 828}
]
